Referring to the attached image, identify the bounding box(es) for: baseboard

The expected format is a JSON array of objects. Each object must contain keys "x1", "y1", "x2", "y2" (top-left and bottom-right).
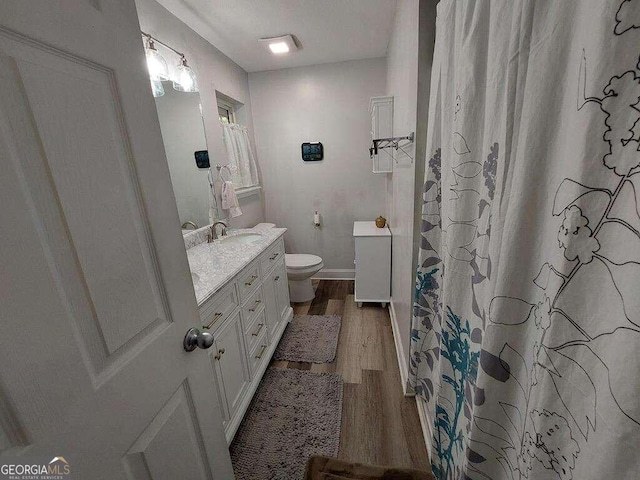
[
  {"x1": 388, "y1": 299, "x2": 412, "y2": 396},
  {"x1": 415, "y1": 395, "x2": 433, "y2": 463},
  {"x1": 312, "y1": 268, "x2": 355, "y2": 280}
]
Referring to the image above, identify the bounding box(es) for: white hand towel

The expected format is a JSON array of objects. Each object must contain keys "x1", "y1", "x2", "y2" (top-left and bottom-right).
[{"x1": 221, "y1": 181, "x2": 242, "y2": 218}]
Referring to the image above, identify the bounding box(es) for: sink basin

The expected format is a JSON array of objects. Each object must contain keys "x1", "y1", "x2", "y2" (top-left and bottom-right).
[
  {"x1": 219, "y1": 233, "x2": 263, "y2": 245},
  {"x1": 191, "y1": 272, "x2": 200, "y2": 284}
]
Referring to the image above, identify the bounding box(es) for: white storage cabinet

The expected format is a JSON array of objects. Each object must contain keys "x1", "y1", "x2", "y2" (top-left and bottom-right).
[{"x1": 353, "y1": 221, "x2": 391, "y2": 307}]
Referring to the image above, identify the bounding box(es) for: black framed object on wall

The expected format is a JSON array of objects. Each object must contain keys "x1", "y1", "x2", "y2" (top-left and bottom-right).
[
  {"x1": 194, "y1": 150, "x2": 210, "y2": 168},
  {"x1": 301, "y1": 142, "x2": 323, "y2": 161}
]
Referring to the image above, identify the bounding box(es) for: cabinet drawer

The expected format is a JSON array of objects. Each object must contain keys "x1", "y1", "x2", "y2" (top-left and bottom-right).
[
  {"x1": 236, "y1": 261, "x2": 261, "y2": 301},
  {"x1": 241, "y1": 286, "x2": 264, "y2": 328},
  {"x1": 244, "y1": 309, "x2": 267, "y2": 354},
  {"x1": 260, "y1": 238, "x2": 284, "y2": 276},
  {"x1": 248, "y1": 327, "x2": 269, "y2": 376},
  {"x1": 200, "y1": 283, "x2": 239, "y2": 331}
]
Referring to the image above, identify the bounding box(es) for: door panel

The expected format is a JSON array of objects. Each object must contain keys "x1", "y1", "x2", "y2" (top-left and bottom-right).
[
  {"x1": 17, "y1": 50, "x2": 169, "y2": 356},
  {"x1": 0, "y1": 2, "x2": 233, "y2": 478},
  {"x1": 123, "y1": 382, "x2": 210, "y2": 480},
  {"x1": 2, "y1": 32, "x2": 171, "y2": 379}
]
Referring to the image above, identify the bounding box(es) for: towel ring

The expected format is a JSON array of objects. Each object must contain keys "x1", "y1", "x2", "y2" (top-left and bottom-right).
[{"x1": 216, "y1": 164, "x2": 233, "y2": 182}]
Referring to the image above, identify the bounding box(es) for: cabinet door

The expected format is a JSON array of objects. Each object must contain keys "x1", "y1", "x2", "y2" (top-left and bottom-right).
[
  {"x1": 273, "y1": 261, "x2": 291, "y2": 321},
  {"x1": 211, "y1": 311, "x2": 250, "y2": 426},
  {"x1": 355, "y1": 236, "x2": 391, "y2": 301},
  {"x1": 262, "y1": 267, "x2": 280, "y2": 340}
]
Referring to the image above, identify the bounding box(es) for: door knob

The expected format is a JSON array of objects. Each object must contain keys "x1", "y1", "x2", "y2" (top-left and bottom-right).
[{"x1": 183, "y1": 328, "x2": 214, "y2": 352}]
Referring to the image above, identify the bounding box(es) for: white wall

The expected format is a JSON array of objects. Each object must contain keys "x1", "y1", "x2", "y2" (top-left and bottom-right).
[
  {"x1": 135, "y1": 0, "x2": 264, "y2": 229},
  {"x1": 386, "y1": 0, "x2": 420, "y2": 387},
  {"x1": 249, "y1": 58, "x2": 387, "y2": 273},
  {"x1": 386, "y1": 0, "x2": 437, "y2": 390}
]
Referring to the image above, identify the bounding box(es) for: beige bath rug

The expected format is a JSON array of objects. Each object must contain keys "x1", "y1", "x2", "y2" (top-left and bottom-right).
[
  {"x1": 230, "y1": 368, "x2": 343, "y2": 480},
  {"x1": 273, "y1": 314, "x2": 341, "y2": 363}
]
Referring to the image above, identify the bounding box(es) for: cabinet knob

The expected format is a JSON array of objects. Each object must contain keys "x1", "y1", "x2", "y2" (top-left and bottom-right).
[{"x1": 274, "y1": 275, "x2": 280, "y2": 281}]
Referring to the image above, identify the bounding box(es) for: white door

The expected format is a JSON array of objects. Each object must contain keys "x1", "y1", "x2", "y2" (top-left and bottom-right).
[{"x1": 0, "y1": 1, "x2": 234, "y2": 478}]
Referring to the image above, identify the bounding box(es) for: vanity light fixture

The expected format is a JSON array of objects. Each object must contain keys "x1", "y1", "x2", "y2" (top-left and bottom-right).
[
  {"x1": 144, "y1": 36, "x2": 170, "y2": 81},
  {"x1": 259, "y1": 35, "x2": 297, "y2": 55},
  {"x1": 142, "y1": 32, "x2": 199, "y2": 95},
  {"x1": 173, "y1": 55, "x2": 199, "y2": 93}
]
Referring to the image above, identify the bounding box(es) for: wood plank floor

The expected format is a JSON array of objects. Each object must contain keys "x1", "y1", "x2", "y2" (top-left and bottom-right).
[{"x1": 270, "y1": 280, "x2": 431, "y2": 471}]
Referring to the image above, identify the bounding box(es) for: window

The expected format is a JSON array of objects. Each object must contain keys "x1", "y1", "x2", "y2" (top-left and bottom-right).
[
  {"x1": 217, "y1": 101, "x2": 234, "y2": 124},
  {"x1": 216, "y1": 92, "x2": 260, "y2": 195}
]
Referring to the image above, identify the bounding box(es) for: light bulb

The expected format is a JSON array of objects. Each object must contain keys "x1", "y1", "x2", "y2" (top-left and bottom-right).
[
  {"x1": 145, "y1": 39, "x2": 170, "y2": 81},
  {"x1": 268, "y1": 42, "x2": 289, "y2": 54},
  {"x1": 173, "y1": 56, "x2": 199, "y2": 93}
]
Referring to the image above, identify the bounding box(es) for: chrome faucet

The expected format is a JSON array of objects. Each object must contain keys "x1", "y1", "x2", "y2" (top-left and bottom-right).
[
  {"x1": 181, "y1": 221, "x2": 199, "y2": 230},
  {"x1": 208, "y1": 221, "x2": 228, "y2": 242}
]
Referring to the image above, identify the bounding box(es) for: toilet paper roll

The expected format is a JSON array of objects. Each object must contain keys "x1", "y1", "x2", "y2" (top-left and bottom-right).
[{"x1": 313, "y1": 212, "x2": 321, "y2": 225}]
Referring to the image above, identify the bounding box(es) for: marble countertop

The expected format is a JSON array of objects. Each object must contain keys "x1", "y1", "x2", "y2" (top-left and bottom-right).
[{"x1": 186, "y1": 227, "x2": 287, "y2": 306}]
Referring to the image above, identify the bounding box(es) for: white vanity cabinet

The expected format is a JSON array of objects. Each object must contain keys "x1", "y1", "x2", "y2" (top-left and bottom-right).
[{"x1": 198, "y1": 234, "x2": 292, "y2": 444}]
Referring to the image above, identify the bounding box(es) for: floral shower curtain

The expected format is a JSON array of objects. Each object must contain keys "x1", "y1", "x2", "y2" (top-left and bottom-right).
[{"x1": 410, "y1": 1, "x2": 640, "y2": 479}]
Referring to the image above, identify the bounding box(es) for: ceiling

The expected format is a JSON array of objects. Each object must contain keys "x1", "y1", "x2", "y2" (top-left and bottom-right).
[{"x1": 155, "y1": 0, "x2": 398, "y2": 72}]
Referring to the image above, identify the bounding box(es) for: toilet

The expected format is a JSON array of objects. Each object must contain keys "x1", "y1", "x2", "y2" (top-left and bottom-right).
[
  {"x1": 254, "y1": 223, "x2": 324, "y2": 302},
  {"x1": 285, "y1": 253, "x2": 324, "y2": 302}
]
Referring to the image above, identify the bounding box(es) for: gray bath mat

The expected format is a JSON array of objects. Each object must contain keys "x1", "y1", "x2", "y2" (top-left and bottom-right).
[
  {"x1": 230, "y1": 368, "x2": 343, "y2": 480},
  {"x1": 273, "y1": 315, "x2": 341, "y2": 363}
]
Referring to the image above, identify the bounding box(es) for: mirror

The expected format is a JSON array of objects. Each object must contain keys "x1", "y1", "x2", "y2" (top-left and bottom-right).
[{"x1": 154, "y1": 84, "x2": 212, "y2": 232}]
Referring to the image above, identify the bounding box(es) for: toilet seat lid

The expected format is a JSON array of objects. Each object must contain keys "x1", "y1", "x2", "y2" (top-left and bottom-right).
[{"x1": 285, "y1": 254, "x2": 323, "y2": 270}]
